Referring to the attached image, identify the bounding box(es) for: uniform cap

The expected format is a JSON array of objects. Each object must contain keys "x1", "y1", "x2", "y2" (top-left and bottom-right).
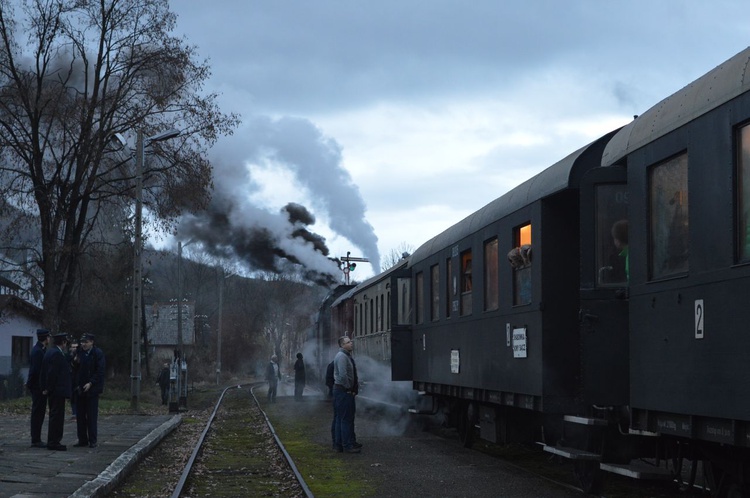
[
  {"x1": 81, "y1": 333, "x2": 96, "y2": 342},
  {"x1": 36, "y1": 329, "x2": 50, "y2": 339},
  {"x1": 52, "y1": 332, "x2": 69, "y2": 344}
]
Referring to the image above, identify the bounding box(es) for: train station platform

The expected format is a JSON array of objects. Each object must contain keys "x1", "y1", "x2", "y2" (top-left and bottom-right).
[{"x1": 0, "y1": 413, "x2": 179, "y2": 498}]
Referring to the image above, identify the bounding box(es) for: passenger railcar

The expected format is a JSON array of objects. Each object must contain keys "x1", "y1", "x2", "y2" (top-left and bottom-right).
[
  {"x1": 315, "y1": 260, "x2": 411, "y2": 395},
  {"x1": 315, "y1": 47, "x2": 750, "y2": 496}
]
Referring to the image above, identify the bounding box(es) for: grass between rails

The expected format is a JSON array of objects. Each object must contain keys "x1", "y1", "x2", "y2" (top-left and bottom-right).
[
  {"x1": 261, "y1": 395, "x2": 377, "y2": 497},
  {"x1": 185, "y1": 389, "x2": 304, "y2": 497}
]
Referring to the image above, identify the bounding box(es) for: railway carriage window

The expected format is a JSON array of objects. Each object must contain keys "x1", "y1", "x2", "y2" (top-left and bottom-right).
[
  {"x1": 396, "y1": 277, "x2": 411, "y2": 325},
  {"x1": 595, "y1": 184, "x2": 629, "y2": 286},
  {"x1": 460, "y1": 250, "x2": 472, "y2": 315},
  {"x1": 446, "y1": 258, "x2": 453, "y2": 318},
  {"x1": 484, "y1": 238, "x2": 499, "y2": 311},
  {"x1": 738, "y1": 125, "x2": 750, "y2": 261},
  {"x1": 380, "y1": 294, "x2": 384, "y2": 331},
  {"x1": 416, "y1": 271, "x2": 424, "y2": 324},
  {"x1": 386, "y1": 290, "x2": 391, "y2": 330},
  {"x1": 430, "y1": 264, "x2": 440, "y2": 321},
  {"x1": 364, "y1": 300, "x2": 368, "y2": 334},
  {"x1": 649, "y1": 153, "x2": 689, "y2": 279},
  {"x1": 370, "y1": 297, "x2": 374, "y2": 332},
  {"x1": 372, "y1": 296, "x2": 382, "y2": 332},
  {"x1": 511, "y1": 224, "x2": 532, "y2": 306}
]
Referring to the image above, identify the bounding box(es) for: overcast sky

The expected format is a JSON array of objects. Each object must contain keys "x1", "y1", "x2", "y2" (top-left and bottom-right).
[{"x1": 169, "y1": 1, "x2": 749, "y2": 280}]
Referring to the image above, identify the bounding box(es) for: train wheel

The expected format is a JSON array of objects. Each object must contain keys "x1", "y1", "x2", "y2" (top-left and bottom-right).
[
  {"x1": 458, "y1": 402, "x2": 477, "y2": 448},
  {"x1": 573, "y1": 461, "x2": 602, "y2": 495}
]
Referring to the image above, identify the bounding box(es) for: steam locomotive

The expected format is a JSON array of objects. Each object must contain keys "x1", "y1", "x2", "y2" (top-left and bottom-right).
[{"x1": 314, "y1": 47, "x2": 750, "y2": 496}]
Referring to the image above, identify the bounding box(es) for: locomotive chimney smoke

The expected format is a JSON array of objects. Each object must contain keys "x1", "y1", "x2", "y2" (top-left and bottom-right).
[
  {"x1": 241, "y1": 115, "x2": 381, "y2": 272},
  {"x1": 177, "y1": 196, "x2": 340, "y2": 285},
  {"x1": 173, "y1": 114, "x2": 384, "y2": 284}
]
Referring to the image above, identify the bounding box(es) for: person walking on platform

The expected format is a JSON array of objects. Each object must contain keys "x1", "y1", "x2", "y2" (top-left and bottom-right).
[
  {"x1": 265, "y1": 354, "x2": 281, "y2": 403},
  {"x1": 67, "y1": 339, "x2": 79, "y2": 421},
  {"x1": 294, "y1": 352, "x2": 306, "y2": 401},
  {"x1": 157, "y1": 362, "x2": 170, "y2": 405},
  {"x1": 41, "y1": 332, "x2": 72, "y2": 451},
  {"x1": 26, "y1": 329, "x2": 50, "y2": 448},
  {"x1": 73, "y1": 333, "x2": 105, "y2": 448},
  {"x1": 333, "y1": 336, "x2": 361, "y2": 453}
]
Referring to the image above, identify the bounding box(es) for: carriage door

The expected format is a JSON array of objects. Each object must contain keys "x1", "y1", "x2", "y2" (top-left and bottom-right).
[
  {"x1": 390, "y1": 267, "x2": 413, "y2": 381},
  {"x1": 579, "y1": 166, "x2": 629, "y2": 406}
]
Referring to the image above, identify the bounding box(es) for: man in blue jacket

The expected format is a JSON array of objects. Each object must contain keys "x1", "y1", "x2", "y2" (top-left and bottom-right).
[
  {"x1": 73, "y1": 333, "x2": 105, "y2": 449},
  {"x1": 41, "y1": 332, "x2": 72, "y2": 451},
  {"x1": 26, "y1": 329, "x2": 50, "y2": 447}
]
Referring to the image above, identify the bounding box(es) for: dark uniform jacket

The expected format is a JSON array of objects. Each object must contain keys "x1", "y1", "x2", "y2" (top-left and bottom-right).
[
  {"x1": 41, "y1": 346, "x2": 72, "y2": 398},
  {"x1": 26, "y1": 341, "x2": 46, "y2": 391},
  {"x1": 75, "y1": 347, "x2": 105, "y2": 396}
]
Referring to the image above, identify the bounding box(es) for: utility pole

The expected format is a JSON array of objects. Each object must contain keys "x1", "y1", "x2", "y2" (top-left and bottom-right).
[
  {"x1": 130, "y1": 131, "x2": 144, "y2": 411},
  {"x1": 127, "y1": 128, "x2": 180, "y2": 412}
]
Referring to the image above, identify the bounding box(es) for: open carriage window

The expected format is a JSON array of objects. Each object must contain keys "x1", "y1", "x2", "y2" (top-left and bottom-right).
[
  {"x1": 460, "y1": 250, "x2": 472, "y2": 315},
  {"x1": 484, "y1": 238, "x2": 499, "y2": 311},
  {"x1": 595, "y1": 184, "x2": 629, "y2": 286},
  {"x1": 649, "y1": 153, "x2": 689, "y2": 279},
  {"x1": 509, "y1": 223, "x2": 532, "y2": 305}
]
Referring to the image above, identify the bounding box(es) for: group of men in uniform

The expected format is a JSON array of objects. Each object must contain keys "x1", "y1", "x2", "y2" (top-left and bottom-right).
[{"x1": 26, "y1": 329, "x2": 106, "y2": 451}]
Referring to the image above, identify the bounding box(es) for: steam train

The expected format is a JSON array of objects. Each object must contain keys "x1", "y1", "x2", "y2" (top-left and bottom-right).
[{"x1": 314, "y1": 47, "x2": 750, "y2": 496}]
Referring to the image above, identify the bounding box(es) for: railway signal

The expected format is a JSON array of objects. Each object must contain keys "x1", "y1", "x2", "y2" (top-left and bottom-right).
[{"x1": 340, "y1": 251, "x2": 368, "y2": 284}]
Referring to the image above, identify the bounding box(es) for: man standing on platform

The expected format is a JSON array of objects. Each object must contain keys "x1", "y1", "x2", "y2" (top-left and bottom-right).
[
  {"x1": 265, "y1": 354, "x2": 281, "y2": 403},
  {"x1": 26, "y1": 329, "x2": 50, "y2": 448},
  {"x1": 41, "y1": 332, "x2": 72, "y2": 451},
  {"x1": 157, "y1": 362, "x2": 171, "y2": 405},
  {"x1": 333, "y1": 336, "x2": 361, "y2": 453},
  {"x1": 73, "y1": 333, "x2": 105, "y2": 449},
  {"x1": 294, "y1": 352, "x2": 306, "y2": 401}
]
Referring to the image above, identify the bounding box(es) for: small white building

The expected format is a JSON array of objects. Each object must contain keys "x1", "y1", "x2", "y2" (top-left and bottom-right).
[
  {"x1": 145, "y1": 301, "x2": 196, "y2": 370},
  {"x1": 0, "y1": 290, "x2": 44, "y2": 379}
]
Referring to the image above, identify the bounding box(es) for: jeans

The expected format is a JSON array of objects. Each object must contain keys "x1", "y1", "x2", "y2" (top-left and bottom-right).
[{"x1": 333, "y1": 388, "x2": 355, "y2": 449}]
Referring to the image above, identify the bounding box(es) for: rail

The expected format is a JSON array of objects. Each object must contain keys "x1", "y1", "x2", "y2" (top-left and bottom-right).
[{"x1": 170, "y1": 382, "x2": 313, "y2": 498}]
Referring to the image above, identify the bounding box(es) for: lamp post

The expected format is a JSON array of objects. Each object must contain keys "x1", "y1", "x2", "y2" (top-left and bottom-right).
[{"x1": 130, "y1": 128, "x2": 180, "y2": 412}]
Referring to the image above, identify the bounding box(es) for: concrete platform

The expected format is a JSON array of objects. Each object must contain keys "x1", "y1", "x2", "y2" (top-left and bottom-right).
[{"x1": 0, "y1": 412, "x2": 180, "y2": 498}]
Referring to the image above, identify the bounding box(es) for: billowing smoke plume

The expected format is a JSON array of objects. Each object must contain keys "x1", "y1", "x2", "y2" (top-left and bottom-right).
[
  {"x1": 176, "y1": 115, "x2": 381, "y2": 284},
  {"x1": 178, "y1": 197, "x2": 340, "y2": 286}
]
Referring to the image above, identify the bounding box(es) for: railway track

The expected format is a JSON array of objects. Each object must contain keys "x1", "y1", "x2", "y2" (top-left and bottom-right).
[
  {"x1": 171, "y1": 383, "x2": 312, "y2": 498},
  {"x1": 113, "y1": 384, "x2": 700, "y2": 497},
  {"x1": 112, "y1": 383, "x2": 311, "y2": 497}
]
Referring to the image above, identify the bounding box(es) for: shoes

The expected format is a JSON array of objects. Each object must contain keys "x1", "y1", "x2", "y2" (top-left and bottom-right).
[
  {"x1": 47, "y1": 443, "x2": 67, "y2": 451},
  {"x1": 352, "y1": 441, "x2": 363, "y2": 449},
  {"x1": 30, "y1": 441, "x2": 47, "y2": 448},
  {"x1": 89, "y1": 443, "x2": 97, "y2": 448},
  {"x1": 343, "y1": 446, "x2": 361, "y2": 453},
  {"x1": 73, "y1": 441, "x2": 88, "y2": 447}
]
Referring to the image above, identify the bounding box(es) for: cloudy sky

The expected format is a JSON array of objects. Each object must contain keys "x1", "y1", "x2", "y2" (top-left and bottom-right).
[{"x1": 170, "y1": 1, "x2": 749, "y2": 280}]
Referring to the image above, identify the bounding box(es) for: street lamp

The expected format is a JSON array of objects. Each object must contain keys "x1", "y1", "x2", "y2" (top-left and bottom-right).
[{"x1": 130, "y1": 128, "x2": 180, "y2": 412}]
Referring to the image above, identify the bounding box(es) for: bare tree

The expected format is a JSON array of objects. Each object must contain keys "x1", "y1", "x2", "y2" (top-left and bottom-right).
[
  {"x1": 381, "y1": 242, "x2": 415, "y2": 271},
  {"x1": 0, "y1": 0, "x2": 239, "y2": 328}
]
